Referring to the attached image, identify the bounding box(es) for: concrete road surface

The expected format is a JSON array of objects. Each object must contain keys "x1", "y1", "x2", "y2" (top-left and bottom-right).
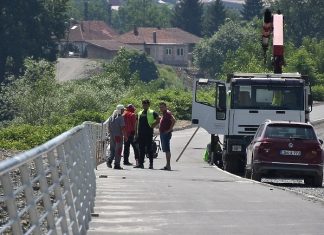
[{"x1": 88, "y1": 128, "x2": 324, "y2": 235}]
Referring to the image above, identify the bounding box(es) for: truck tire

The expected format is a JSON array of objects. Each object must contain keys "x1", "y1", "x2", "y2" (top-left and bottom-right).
[
  {"x1": 245, "y1": 168, "x2": 251, "y2": 179},
  {"x1": 213, "y1": 152, "x2": 223, "y2": 169},
  {"x1": 222, "y1": 151, "x2": 240, "y2": 174}
]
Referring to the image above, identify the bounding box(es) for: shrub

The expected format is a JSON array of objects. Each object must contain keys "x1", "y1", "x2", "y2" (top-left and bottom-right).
[
  {"x1": 0, "y1": 124, "x2": 71, "y2": 150},
  {"x1": 312, "y1": 85, "x2": 324, "y2": 101}
]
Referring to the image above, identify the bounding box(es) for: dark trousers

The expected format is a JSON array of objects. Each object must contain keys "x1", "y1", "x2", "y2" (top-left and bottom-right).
[
  {"x1": 138, "y1": 134, "x2": 153, "y2": 166},
  {"x1": 123, "y1": 134, "x2": 139, "y2": 163}
]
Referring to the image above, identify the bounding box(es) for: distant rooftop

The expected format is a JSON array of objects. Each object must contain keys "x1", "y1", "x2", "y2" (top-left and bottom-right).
[
  {"x1": 68, "y1": 20, "x2": 118, "y2": 41},
  {"x1": 116, "y1": 27, "x2": 201, "y2": 44}
]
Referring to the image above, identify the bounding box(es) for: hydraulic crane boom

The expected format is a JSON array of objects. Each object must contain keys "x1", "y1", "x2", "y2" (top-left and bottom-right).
[{"x1": 262, "y1": 9, "x2": 284, "y2": 74}]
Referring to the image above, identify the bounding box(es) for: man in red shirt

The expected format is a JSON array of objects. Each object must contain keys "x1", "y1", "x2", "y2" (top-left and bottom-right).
[
  {"x1": 122, "y1": 104, "x2": 139, "y2": 166},
  {"x1": 159, "y1": 102, "x2": 176, "y2": 171}
]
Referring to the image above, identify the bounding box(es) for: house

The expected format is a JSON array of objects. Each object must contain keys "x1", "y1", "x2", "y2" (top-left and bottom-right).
[
  {"x1": 116, "y1": 27, "x2": 201, "y2": 66},
  {"x1": 107, "y1": 0, "x2": 124, "y2": 10},
  {"x1": 62, "y1": 20, "x2": 120, "y2": 57},
  {"x1": 85, "y1": 40, "x2": 135, "y2": 59}
]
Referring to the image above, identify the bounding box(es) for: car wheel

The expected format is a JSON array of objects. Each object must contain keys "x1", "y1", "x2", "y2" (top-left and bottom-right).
[
  {"x1": 305, "y1": 174, "x2": 323, "y2": 187},
  {"x1": 313, "y1": 174, "x2": 323, "y2": 187},
  {"x1": 251, "y1": 166, "x2": 262, "y2": 182}
]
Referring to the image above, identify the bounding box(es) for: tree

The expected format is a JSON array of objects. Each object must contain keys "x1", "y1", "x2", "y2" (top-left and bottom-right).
[
  {"x1": 193, "y1": 20, "x2": 257, "y2": 76},
  {"x1": 241, "y1": 0, "x2": 263, "y2": 21},
  {"x1": 106, "y1": 48, "x2": 158, "y2": 85},
  {"x1": 111, "y1": 0, "x2": 172, "y2": 33},
  {"x1": 172, "y1": 0, "x2": 203, "y2": 36},
  {"x1": 202, "y1": 0, "x2": 226, "y2": 37},
  {"x1": 269, "y1": 0, "x2": 324, "y2": 46},
  {"x1": 0, "y1": 0, "x2": 69, "y2": 83}
]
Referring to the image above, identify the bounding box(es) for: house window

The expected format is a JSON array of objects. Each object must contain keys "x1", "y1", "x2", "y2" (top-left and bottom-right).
[
  {"x1": 165, "y1": 48, "x2": 172, "y2": 55},
  {"x1": 145, "y1": 48, "x2": 151, "y2": 55},
  {"x1": 177, "y1": 48, "x2": 184, "y2": 56}
]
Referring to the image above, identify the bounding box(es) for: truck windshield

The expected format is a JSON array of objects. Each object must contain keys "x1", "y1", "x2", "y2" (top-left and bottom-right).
[{"x1": 232, "y1": 85, "x2": 304, "y2": 110}]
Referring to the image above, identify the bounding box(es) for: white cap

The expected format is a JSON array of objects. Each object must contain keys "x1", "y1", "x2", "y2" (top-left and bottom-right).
[{"x1": 116, "y1": 104, "x2": 125, "y2": 111}]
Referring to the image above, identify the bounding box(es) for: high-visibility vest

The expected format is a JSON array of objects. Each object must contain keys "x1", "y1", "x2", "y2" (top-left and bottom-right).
[
  {"x1": 272, "y1": 91, "x2": 283, "y2": 106},
  {"x1": 138, "y1": 109, "x2": 155, "y2": 127}
]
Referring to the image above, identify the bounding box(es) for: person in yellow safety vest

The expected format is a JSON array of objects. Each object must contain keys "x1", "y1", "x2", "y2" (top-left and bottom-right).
[
  {"x1": 134, "y1": 99, "x2": 160, "y2": 169},
  {"x1": 272, "y1": 90, "x2": 283, "y2": 106}
]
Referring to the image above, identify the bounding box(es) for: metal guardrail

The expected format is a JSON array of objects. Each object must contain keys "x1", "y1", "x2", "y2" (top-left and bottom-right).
[{"x1": 0, "y1": 121, "x2": 107, "y2": 235}]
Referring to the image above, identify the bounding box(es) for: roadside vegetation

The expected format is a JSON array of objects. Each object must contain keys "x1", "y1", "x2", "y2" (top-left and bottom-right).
[
  {"x1": 1, "y1": 0, "x2": 324, "y2": 150},
  {"x1": 0, "y1": 49, "x2": 191, "y2": 150}
]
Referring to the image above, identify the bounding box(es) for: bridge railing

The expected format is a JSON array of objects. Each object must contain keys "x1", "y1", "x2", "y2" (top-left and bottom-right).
[{"x1": 0, "y1": 121, "x2": 107, "y2": 235}]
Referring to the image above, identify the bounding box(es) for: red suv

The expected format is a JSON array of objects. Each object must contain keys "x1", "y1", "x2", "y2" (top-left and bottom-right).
[{"x1": 245, "y1": 120, "x2": 323, "y2": 187}]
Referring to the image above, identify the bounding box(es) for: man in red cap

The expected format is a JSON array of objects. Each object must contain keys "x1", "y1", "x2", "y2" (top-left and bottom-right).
[{"x1": 122, "y1": 104, "x2": 139, "y2": 166}]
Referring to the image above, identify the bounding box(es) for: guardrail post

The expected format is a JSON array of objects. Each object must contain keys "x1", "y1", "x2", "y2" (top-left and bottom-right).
[
  {"x1": 1, "y1": 173, "x2": 23, "y2": 235},
  {"x1": 19, "y1": 164, "x2": 42, "y2": 235},
  {"x1": 47, "y1": 149, "x2": 69, "y2": 234}
]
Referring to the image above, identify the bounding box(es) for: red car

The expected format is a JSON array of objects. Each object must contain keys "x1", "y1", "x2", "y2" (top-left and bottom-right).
[{"x1": 245, "y1": 120, "x2": 323, "y2": 187}]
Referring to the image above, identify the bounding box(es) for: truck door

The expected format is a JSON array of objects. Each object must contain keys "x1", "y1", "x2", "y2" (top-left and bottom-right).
[{"x1": 192, "y1": 79, "x2": 227, "y2": 135}]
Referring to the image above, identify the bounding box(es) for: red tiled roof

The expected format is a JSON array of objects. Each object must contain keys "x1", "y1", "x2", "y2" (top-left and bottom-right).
[
  {"x1": 116, "y1": 27, "x2": 201, "y2": 44},
  {"x1": 68, "y1": 21, "x2": 118, "y2": 41},
  {"x1": 85, "y1": 40, "x2": 135, "y2": 51}
]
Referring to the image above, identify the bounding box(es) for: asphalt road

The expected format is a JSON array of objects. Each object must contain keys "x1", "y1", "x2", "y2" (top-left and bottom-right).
[{"x1": 88, "y1": 126, "x2": 324, "y2": 234}]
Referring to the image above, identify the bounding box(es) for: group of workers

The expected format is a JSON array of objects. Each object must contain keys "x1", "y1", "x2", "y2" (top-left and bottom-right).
[{"x1": 104, "y1": 99, "x2": 176, "y2": 170}]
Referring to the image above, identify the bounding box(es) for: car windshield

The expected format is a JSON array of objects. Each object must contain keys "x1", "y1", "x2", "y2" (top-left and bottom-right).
[{"x1": 264, "y1": 125, "x2": 317, "y2": 140}]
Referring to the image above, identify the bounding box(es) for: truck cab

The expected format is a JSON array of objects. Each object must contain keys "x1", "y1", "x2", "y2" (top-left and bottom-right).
[{"x1": 192, "y1": 73, "x2": 312, "y2": 173}]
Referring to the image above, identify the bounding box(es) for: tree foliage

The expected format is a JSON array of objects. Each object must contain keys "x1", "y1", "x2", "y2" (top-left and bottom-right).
[
  {"x1": 269, "y1": 0, "x2": 324, "y2": 46},
  {"x1": 0, "y1": 0, "x2": 69, "y2": 83},
  {"x1": 241, "y1": 0, "x2": 264, "y2": 21},
  {"x1": 172, "y1": 0, "x2": 203, "y2": 36},
  {"x1": 67, "y1": 0, "x2": 111, "y2": 23},
  {"x1": 193, "y1": 20, "x2": 257, "y2": 76},
  {"x1": 202, "y1": 0, "x2": 226, "y2": 37},
  {"x1": 111, "y1": 0, "x2": 172, "y2": 33},
  {"x1": 3, "y1": 59, "x2": 59, "y2": 125},
  {"x1": 106, "y1": 48, "x2": 159, "y2": 85}
]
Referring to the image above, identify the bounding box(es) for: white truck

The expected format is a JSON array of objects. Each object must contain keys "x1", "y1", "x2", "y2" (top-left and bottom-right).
[
  {"x1": 191, "y1": 10, "x2": 313, "y2": 173},
  {"x1": 192, "y1": 73, "x2": 312, "y2": 173}
]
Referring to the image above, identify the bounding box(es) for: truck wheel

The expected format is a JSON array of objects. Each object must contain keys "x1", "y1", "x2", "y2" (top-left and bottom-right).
[
  {"x1": 213, "y1": 152, "x2": 223, "y2": 169},
  {"x1": 245, "y1": 168, "x2": 251, "y2": 179},
  {"x1": 251, "y1": 166, "x2": 262, "y2": 182},
  {"x1": 222, "y1": 152, "x2": 239, "y2": 174}
]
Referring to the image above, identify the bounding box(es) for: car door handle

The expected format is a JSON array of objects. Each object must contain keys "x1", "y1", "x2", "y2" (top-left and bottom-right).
[{"x1": 249, "y1": 110, "x2": 258, "y2": 113}]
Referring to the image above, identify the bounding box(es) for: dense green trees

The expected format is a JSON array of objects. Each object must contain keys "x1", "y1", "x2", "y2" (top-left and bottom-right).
[
  {"x1": 270, "y1": 0, "x2": 324, "y2": 46},
  {"x1": 241, "y1": 0, "x2": 264, "y2": 21},
  {"x1": 67, "y1": 0, "x2": 111, "y2": 23},
  {"x1": 106, "y1": 48, "x2": 158, "y2": 85},
  {"x1": 193, "y1": 20, "x2": 256, "y2": 76},
  {"x1": 0, "y1": 0, "x2": 69, "y2": 83},
  {"x1": 202, "y1": 0, "x2": 226, "y2": 37},
  {"x1": 172, "y1": 0, "x2": 203, "y2": 36},
  {"x1": 111, "y1": 0, "x2": 172, "y2": 33}
]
